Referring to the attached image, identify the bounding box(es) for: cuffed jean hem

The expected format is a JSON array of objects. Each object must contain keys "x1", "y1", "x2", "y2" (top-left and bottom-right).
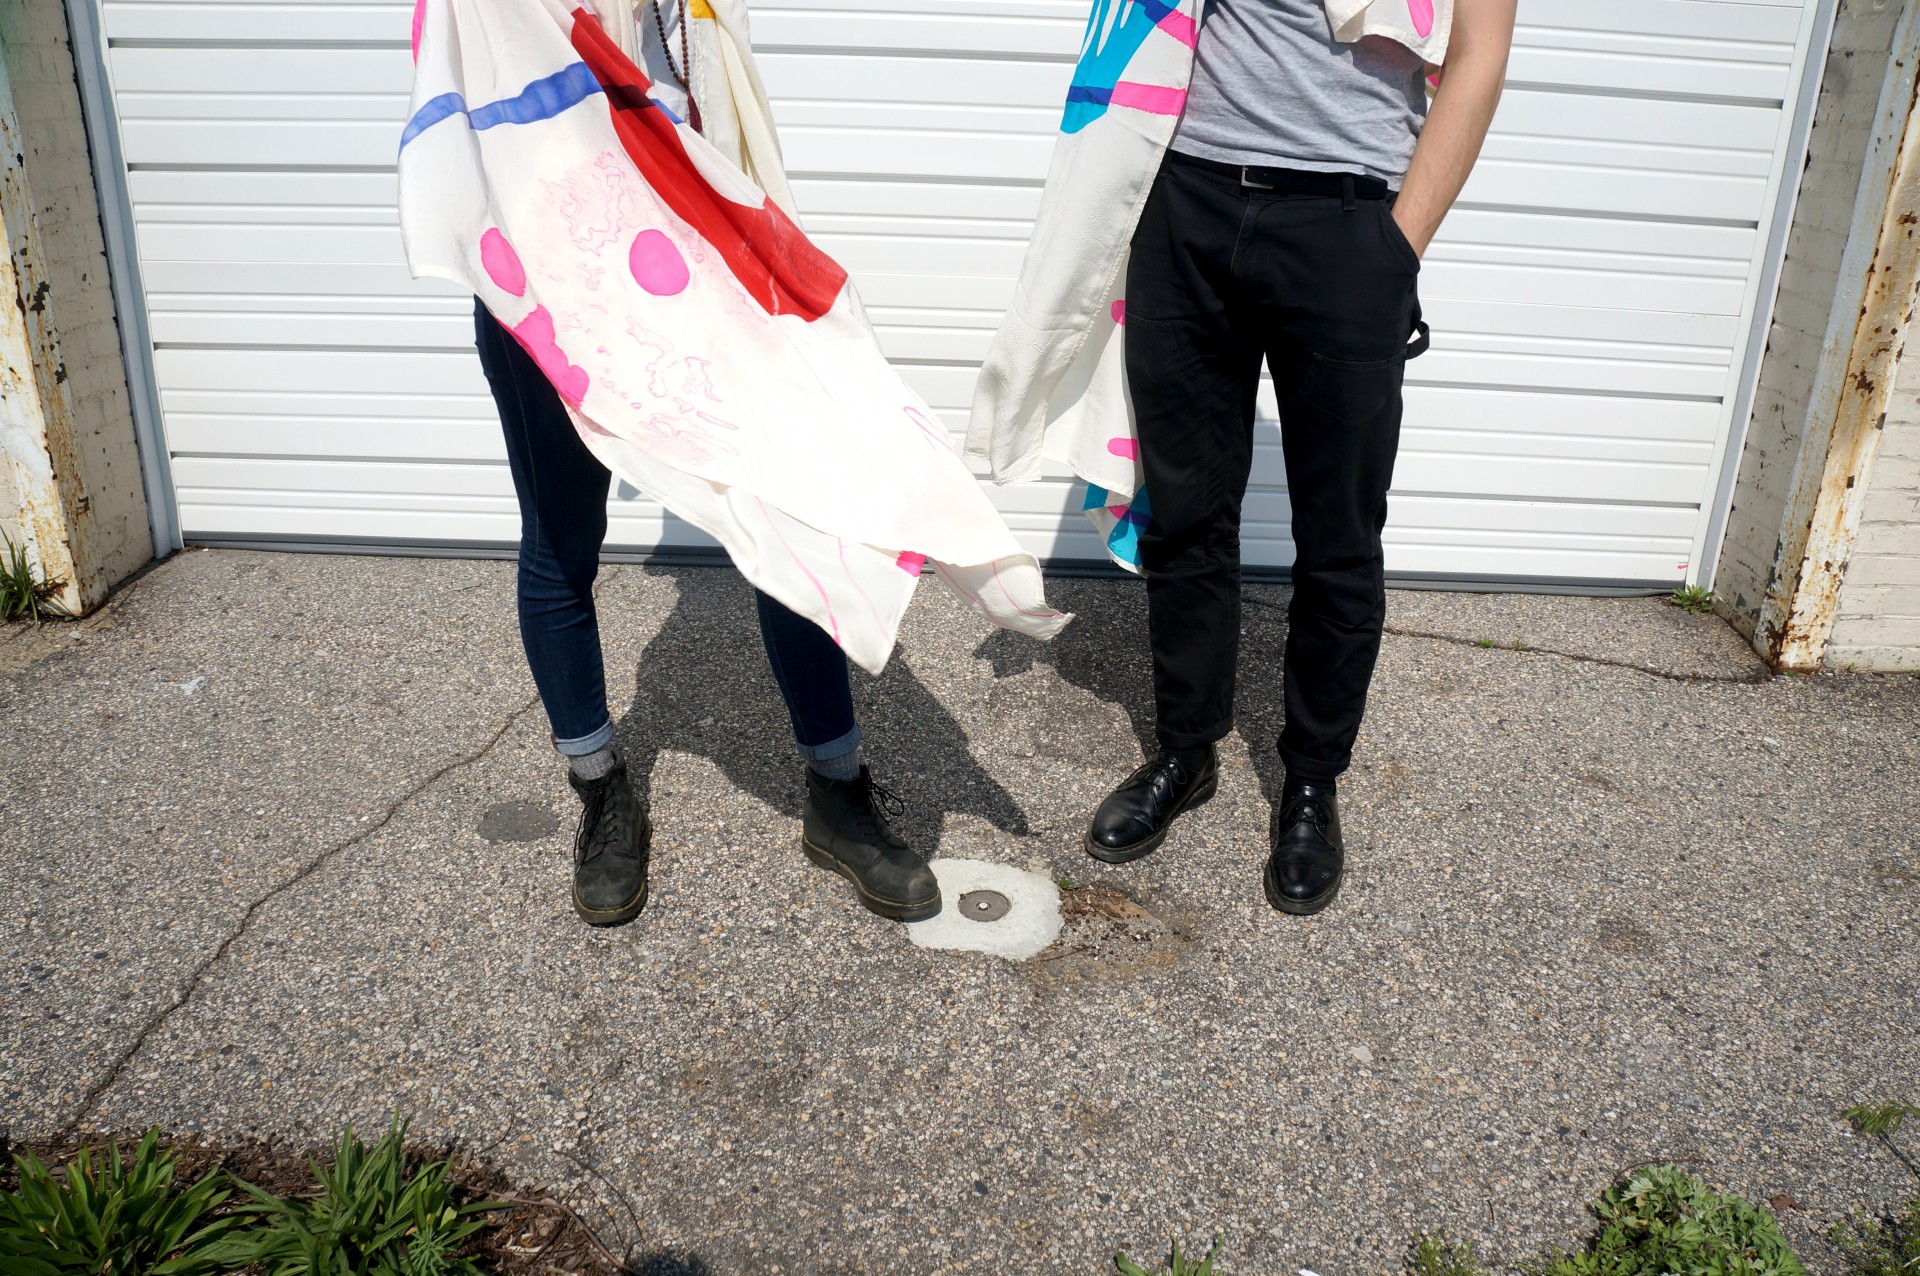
[
  {"x1": 553, "y1": 721, "x2": 615, "y2": 757},
  {"x1": 796, "y1": 725, "x2": 861, "y2": 767}
]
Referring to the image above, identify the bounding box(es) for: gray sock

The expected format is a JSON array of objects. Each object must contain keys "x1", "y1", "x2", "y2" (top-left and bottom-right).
[
  {"x1": 569, "y1": 745, "x2": 619, "y2": 782},
  {"x1": 809, "y1": 748, "x2": 863, "y2": 783}
]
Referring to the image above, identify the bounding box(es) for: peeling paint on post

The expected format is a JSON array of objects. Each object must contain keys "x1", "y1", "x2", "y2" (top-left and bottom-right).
[
  {"x1": 0, "y1": 35, "x2": 94, "y2": 615},
  {"x1": 1761, "y1": 18, "x2": 1920, "y2": 671}
]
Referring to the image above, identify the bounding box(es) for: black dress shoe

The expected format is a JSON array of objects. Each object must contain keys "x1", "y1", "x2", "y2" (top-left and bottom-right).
[
  {"x1": 1264, "y1": 777, "x2": 1343, "y2": 915},
  {"x1": 568, "y1": 758, "x2": 651, "y2": 926},
  {"x1": 802, "y1": 768, "x2": 942, "y2": 921},
  {"x1": 1085, "y1": 747, "x2": 1219, "y2": 864}
]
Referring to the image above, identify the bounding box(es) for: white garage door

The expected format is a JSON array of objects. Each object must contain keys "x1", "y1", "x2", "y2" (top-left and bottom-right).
[{"x1": 97, "y1": 0, "x2": 1825, "y2": 584}]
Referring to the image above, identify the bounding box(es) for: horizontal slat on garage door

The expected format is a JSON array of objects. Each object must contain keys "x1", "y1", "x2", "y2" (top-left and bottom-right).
[{"x1": 103, "y1": 0, "x2": 1815, "y2": 583}]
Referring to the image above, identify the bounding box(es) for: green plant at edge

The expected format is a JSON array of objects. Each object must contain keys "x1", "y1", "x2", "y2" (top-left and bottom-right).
[
  {"x1": 1116, "y1": 1235, "x2": 1224, "y2": 1276},
  {"x1": 1847, "y1": 1101, "x2": 1920, "y2": 1141},
  {"x1": 1527, "y1": 1164, "x2": 1806, "y2": 1276},
  {"x1": 1671, "y1": 585, "x2": 1715, "y2": 614},
  {"x1": 1830, "y1": 1199, "x2": 1920, "y2": 1276},
  {"x1": 230, "y1": 1118, "x2": 503, "y2": 1276},
  {"x1": 0, "y1": 530, "x2": 67, "y2": 628},
  {"x1": 0, "y1": 1129, "x2": 244, "y2": 1276},
  {"x1": 1409, "y1": 1234, "x2": 1485, "y2": 1276}
]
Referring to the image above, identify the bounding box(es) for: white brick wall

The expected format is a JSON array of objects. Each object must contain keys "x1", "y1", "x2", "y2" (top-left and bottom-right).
[
  {"x1": 0, "y1": 0, "x2": 150, "y2": 594},
  {"x1": 1829, "y1": 347, "x2": 1920, "y2": 669}
]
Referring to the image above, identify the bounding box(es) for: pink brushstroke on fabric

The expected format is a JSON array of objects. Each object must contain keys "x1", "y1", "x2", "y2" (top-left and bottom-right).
[
  {"x1": 905, "y1": 406, "x2": 958, "y2": 456},
  {"x1": 895, "y1": 551, "x2": 927, "y2": 576},
  {"x1": 1156, "y1": 9, "x2": 1199, "y2": 48},
  {"x1": 1108, "y1": 504, "x2": 1130, "y2": 519},
  {"x1": 931, "y1": 562, "x2": 993, "y2": 622},
  {"x1": 1107, "y1": 437, "x2": 1138, "y2": 460},
  {"x1": 1111, "y1": 82, "x2": 1188, "y2": 118},
  {"x1": 509, "y1": 306, "x2": 589, "y2": 406},
  {"x1": 1110, "y1": 299, "x2": 1126, "y2": 326},
  {"x1": 1407, "y1": 0, "x2": 1434, "y2": 37},
  {"x1": 990, "y1": 560, "x2": 1066, "y2": 620},
  {"x1": 756, "y1": 498, "x2": 841, "y2": 647},
  {"x1": 410, "y1": 0, "x2": 426, "y2": 62},
  {"x1": 630, "y1": 229, "x2": 690, "y2": 295},
  {"x1": 480, "y1": 228, "x2": 526, "y2": 296},
  {"x1": 838, "y1": 539, "x2": 889, "y2": 637}
]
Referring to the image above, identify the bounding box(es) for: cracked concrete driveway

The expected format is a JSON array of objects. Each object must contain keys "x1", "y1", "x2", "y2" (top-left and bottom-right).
[{"x1": 3, "y1": 548, "x2": 1917, "y2": 1275}]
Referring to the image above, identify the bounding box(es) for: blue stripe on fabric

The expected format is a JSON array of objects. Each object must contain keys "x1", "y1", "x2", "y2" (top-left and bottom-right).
[{"x1": 400, "y1": 62, "x2": 605, "y2": 150}]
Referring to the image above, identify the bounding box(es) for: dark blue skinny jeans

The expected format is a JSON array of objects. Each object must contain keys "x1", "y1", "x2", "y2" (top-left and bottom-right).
[{"x1": 474, "y1": 300, "x2": 860, "y2": 764}]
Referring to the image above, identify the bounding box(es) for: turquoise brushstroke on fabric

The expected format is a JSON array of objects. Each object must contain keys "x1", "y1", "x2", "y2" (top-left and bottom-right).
[{"x1": 1062, "y1": 0, "x2": 1167, "y2": 133}]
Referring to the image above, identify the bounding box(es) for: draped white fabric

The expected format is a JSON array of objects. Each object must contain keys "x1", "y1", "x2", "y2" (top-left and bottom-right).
[
  {"x1": 966, "y1": 0, "x2": 1449, "y2": 571},
  {"x1": 399, "y1": 0, "x2": 1070, "y2": 672}
]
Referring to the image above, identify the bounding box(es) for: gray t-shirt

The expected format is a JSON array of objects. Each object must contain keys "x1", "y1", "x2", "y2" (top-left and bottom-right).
[{"x1": 1170, "y1": 0, "x2": 1429, "y2": 187}]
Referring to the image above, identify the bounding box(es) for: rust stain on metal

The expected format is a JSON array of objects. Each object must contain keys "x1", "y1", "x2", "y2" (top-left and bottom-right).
[
  {"x1": 0, "y1": 55, "x2": 100, "y2": 616},
  {"x1": 1773, "y1": 58, "x2": 1920, "y2": 671}
]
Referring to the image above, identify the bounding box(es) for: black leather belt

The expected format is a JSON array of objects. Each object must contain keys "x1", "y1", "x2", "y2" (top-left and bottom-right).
[{"x1": 1168, "y1": 150, "x2": 1391, "y2": 202}]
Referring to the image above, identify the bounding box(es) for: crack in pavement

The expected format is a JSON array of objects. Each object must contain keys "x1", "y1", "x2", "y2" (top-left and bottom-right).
[
  {"x1": 57, "y1": 689, "x2": 548, "y2": 1136},
  {"x1": 1380, "y1": 625, "x2": 1771, "y2": 685},
  {"x1": 1239, "y1": 595, "x2": 1768, "y2": 683}
]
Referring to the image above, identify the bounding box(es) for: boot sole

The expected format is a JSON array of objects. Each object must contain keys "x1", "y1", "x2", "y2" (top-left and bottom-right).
[
  {"x1": 1263, "y1": 861, "x2": 1343, "y2": 916},
  {"x1": 1082, "y1": 774, "x2": 1219, "y2": 865},
  {"x1": 574, "y1": 879, "x2": 649, "y2": 927},
  {"x1": 801, "y1": 837, "x2": 943, "y2": 922}
]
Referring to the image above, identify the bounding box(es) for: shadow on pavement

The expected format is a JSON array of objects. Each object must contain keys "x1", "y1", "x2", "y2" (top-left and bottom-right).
[
  {"x1": 611, "y1": 564, "x2": 1031, "y2": 852},
  {"x1": 972, "y1": 576, "x2": 1296, "y2": 806},
  {"x1": 625, "y1": 1249, "x2": 712, "y2": 1276}
]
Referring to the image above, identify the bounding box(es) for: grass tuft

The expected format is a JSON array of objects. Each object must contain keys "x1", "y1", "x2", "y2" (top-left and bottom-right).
[
  {"x1": 228, "y1": 1117, "x2": 504, "y2": 1276},
  {"x1": 0, "y1": 530, "x2": 67, "y2": 627},
  {"x1": 1670, "y1": 585, "x2": 1715, "y2": 614},
  {"x1": 1408, "y1": 1234, "x2": 1485, "y2": 1275},
  {"x1": 1116, "y1": 1235, "x2": 1224, "y2": 1276},
  {"x1": 0, "y1": 1130, "x2": 242, "y2": 1275}
]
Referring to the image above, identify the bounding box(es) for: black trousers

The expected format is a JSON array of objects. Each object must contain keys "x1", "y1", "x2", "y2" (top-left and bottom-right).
[{"x1": 1125, "y1": 151, "x2": 1425, "y2": 782}]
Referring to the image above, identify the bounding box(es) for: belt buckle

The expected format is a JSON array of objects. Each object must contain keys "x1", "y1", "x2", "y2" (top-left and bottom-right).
[{"x1": 1239, "y1": 165, "x2": 1276, "y2": 191}]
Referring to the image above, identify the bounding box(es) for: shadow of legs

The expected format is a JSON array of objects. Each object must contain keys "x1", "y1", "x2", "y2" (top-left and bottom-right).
[{"x1": 613, "y1": 564, "x2": 1031, "y2": 856}]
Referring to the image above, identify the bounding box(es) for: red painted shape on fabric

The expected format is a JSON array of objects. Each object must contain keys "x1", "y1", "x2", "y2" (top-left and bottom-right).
[{"x1": 568, "y1": 8, "x2": 846, "y2": 322}]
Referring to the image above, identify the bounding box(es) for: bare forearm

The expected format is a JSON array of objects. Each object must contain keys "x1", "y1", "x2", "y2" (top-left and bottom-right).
[{"x1": 1393, "y1": 0, "x2": 1516, "y2": 255}]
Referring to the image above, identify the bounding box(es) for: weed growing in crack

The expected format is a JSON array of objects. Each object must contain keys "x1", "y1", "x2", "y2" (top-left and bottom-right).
[
  {"x1": 1670, "y1": 585, "x2": 1715, "y2": 614},
  {"x1": 0, "y1": 530, "x2": 67, "y2": 627},
  {"x1": 1407, "y1": 1234, "x2": 1484, "y2": 1275},
  {"x1": 1115, "y1": 1235, "x2": 1223, "y2": 1275},
  {"x1": 1831, "y1": 1097, "x2": 1920, "y2": 1274}
]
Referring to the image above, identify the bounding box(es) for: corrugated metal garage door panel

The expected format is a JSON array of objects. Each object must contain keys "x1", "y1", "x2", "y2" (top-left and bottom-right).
[{"x1": 104, "y1": 0, "x2": 1819, "y2": 581}]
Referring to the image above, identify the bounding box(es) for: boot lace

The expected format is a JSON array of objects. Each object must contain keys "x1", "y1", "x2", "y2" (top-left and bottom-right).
[
  {"x1": 851, "y1": 775, "x2": 911, "y2": 851},
  {"x1": 576, "y1": 779, "x2": 630, "y2": 865}
]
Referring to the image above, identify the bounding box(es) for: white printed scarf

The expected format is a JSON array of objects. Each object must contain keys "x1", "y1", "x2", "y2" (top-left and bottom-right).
[
  {"x1": 965, "y1": 0, "x2": 1450, "y2": 569},
  {"x1": 400, "y1": 0, "x2": 1071, "y2": 672}
]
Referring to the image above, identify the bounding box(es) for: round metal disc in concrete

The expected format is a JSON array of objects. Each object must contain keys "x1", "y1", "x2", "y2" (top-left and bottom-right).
[
  {"x1": 959, "y1": 889, "x2": 1011, "y2": 922},
  {"x1": 477, "y1": 801, "x2": 561, "y2": 843},
  {"x1": 906, "y1": 860, "x2": 1061, "y2": 960}
]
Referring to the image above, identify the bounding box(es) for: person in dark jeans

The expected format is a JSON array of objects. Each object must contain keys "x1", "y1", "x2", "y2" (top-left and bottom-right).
[
  {"x1": 475, "y1": 303, "x2": 938, "y2": 927},
  {"x1": 1085, "y1": 0, "x2": 1515, "y2": 914}
]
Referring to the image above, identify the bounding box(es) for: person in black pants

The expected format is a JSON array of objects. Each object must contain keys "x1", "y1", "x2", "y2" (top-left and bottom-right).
[
  {"x1": 475, "y1": 303, "x2": 939, "y2": 927},
  {"x1": 1085, "y1": 0, "x2": 1515, "y2": 914}
]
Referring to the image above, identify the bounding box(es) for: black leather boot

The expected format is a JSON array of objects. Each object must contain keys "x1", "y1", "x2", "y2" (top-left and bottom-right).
[
  {"x1": 802, "y1": 768, "x2": 941, "y2": 921},
  {"x1": 568, "y1": 758, "x2": 651, "y2": 926},
  {"x1": 1264, "y1": 776, "x2": 1343, "y2": 915},
  {"x1": 1084, "y1": 746, "x2": 1219, "y2": 864}
]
